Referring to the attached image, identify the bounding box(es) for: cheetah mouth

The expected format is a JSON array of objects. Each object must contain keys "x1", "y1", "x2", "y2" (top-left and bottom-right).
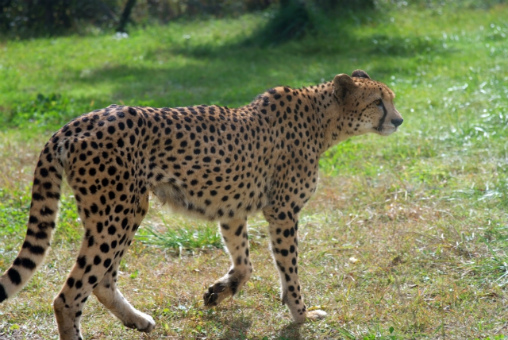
[{"x1": 375, "y1": 125, "x2": 398, "y2": 136}]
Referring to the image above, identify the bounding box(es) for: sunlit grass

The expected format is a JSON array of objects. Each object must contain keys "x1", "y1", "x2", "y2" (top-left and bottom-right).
[{"x1": 137, "y1": 212, "x2": 223, "y2": 252}]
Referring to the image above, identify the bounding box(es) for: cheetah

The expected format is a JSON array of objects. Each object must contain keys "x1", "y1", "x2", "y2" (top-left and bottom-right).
[{"x1": 0, "y1": 70, "x2": 402, "y2": 339}]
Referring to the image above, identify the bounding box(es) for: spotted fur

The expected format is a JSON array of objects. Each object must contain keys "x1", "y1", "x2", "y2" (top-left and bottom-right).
[{"x1": 0, "y1": 70, "x2": 402, "y2": 340}]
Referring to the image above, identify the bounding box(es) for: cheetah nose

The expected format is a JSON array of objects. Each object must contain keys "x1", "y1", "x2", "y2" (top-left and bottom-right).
[{"x1": 391, "y1": 118, "x2": 403, "y2": 127}]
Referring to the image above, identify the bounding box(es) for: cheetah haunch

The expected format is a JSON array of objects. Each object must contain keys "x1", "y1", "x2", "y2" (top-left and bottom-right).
[{"x1": 0, "y1": 70, "x2": 402, "y2": 339}]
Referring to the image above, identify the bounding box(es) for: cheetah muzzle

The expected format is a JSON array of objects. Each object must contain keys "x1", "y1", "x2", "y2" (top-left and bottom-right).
[{"x1": 0, "y1": 70, "x2": 403, "y2": 339}]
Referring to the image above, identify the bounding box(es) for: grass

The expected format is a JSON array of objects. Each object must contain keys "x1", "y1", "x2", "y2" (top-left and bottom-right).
[
  {"x1": 138, "y1": 214, "x2": 223, "y2": 253},
  {"x1": 1, "y1": 1, "x2": 508, "y2": 339}
]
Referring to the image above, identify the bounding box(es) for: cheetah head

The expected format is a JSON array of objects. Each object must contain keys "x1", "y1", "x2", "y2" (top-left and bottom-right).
[{"x1": 333, "y1": 70, "x2": 403, "y2": 137}]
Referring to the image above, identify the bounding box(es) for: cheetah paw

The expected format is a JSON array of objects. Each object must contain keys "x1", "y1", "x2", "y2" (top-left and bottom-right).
[
  {"x1": 123, "y1": 311, "x2": 155, "y2": 333},
  {"x1": 306, "y1": 309, "x2": 327, "y2": 321},
  {"x1": 203, "y1": 282, "x2": 229, "y2": 307},
  {"x1": 293, "y1": 309, "x2": 327, "y2": 323}
]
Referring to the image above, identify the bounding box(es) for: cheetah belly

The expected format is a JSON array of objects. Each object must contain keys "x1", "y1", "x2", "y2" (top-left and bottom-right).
[{"x1": 151, "y1": 176, "x2": 270, "y2": 221}]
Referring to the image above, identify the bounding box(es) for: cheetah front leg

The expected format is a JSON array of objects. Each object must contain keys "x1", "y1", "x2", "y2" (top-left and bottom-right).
[
  {"x1": 263, "y1": 207, "x2": 327, "y2": 323},
  {"x1": 204, "y1": 218, "x2": 252, "y2": 307}
]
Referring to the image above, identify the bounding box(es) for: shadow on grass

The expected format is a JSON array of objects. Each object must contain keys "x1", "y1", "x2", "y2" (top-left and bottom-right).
[
  {"x1": 278, "y1": 322, "x2": 303, "y2": 339},
  {"x1": 76, "y1": 9, "x2": 451, "y2": 108},
  {"x1": 212, "y1": 313, "x2": 302, "y2": 340},
  {"x1": 218, "y1": 316, "x2": 253, "y2": 340},
  {"x1": 65, "y1": 30, "x2": 450, "y2": 111}
]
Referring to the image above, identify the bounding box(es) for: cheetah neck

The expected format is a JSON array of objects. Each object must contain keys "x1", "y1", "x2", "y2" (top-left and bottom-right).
[{"x1": 305, "y1": 81, "x2": 352, "y2": 153}]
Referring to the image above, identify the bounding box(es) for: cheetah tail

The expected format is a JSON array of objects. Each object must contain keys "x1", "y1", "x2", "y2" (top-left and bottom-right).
[{"x1": 0, "y1": 140, "x2": 64, "y2": 303}]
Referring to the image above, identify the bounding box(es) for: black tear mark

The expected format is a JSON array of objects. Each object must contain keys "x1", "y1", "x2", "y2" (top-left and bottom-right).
[{"x1": 377, "y1": 102, "x2": 388, "y2": 132}]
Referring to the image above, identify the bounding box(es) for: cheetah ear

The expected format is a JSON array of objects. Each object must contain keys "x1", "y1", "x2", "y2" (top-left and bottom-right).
[
  {"x1": 352, "y1": 69, "x2": 371, "y2": 79},
  {"x1": 333, "y1": 73, "x2": 357, "y2": 100}
]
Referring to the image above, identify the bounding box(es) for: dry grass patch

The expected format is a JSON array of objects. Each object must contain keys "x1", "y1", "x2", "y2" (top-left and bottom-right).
[{"x1": 2, "y1": 168, "x2": 506, "y2": 339}]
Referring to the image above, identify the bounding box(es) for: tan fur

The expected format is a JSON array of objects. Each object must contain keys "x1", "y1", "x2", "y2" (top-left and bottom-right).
[{"x1": 0, "y1": 70, "x2": 402, "y2": 340}]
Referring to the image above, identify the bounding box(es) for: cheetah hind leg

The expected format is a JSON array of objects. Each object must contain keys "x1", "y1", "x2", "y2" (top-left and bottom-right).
[
  {"x1": 93, "y1": 258, "x2": 155, "y2": 333},
  {"x1": 92, "y1": 196, "x2": 155, "y2": 333},
  {"x1": 204, "y1": 218, "x2": 252, "y2": 307}
]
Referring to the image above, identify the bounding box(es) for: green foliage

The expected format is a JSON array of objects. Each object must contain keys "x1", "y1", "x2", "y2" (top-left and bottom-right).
[
  {"x1": 386, "y1": 0, "x2": 507, "y2": 10},
  {"x1": 2, "y1": 93, "x2": 84, "y2": 131},
  {"x1": 0, "y1": 0, "x2": 272, "y2": 38},
  {"x1": 0, "y1": 0, "x2": 121, "y2": 37},
  {"x1": 244, "y1": 0, "x2": 312, "y2": 46}
]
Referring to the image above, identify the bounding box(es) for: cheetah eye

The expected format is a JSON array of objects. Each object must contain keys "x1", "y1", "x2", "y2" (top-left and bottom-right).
[{"x1": 373, "y1": 99, "x2": 383, "y2": 107}]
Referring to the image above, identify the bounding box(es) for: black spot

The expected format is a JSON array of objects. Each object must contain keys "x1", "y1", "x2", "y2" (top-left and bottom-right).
[
  {"x1": 13, "y1": 257, "x2": 36, "y2": 270},
  {"x1": 88, "y1": 235, "x2": 94, "y2": 247},
  {"x1": 29, "y1": 245, "x2": 45, "y2": 255},
  {"x1": 35, "y1": 231, "x2": 48, "y2": 239},
  {"x1": 40, "y1": 168, "x2": 49, "y2": 177},
  {"x1": 0, "y1": 284, "x2": 7, "y2": 302},
  {"x1": 77, "y1": 256, "x2": 86, "y2": 269},
  {"x1": 107, "y1": 166, "x2": 117, "y2": 176},
  {"x1": 40, "y1": 207, "x2": 54, "y2": 216},
  {"x1": 7, "y1": 268, "x2": 21, "y2": 285},
  {"x1": 100, "y1": 243, "x2": 110, "y2": 253},
  {"x1": 32, "y1": 193, "x2": 43, "y2": 201}
]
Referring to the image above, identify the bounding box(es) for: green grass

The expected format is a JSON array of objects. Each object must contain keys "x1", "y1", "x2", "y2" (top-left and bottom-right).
[
  {"x1": 1, "y1": 1, "x2": 508, "y2": 339},
  {"x1": 137, "y1": 214, "x2": 223, "y2": 252}
]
